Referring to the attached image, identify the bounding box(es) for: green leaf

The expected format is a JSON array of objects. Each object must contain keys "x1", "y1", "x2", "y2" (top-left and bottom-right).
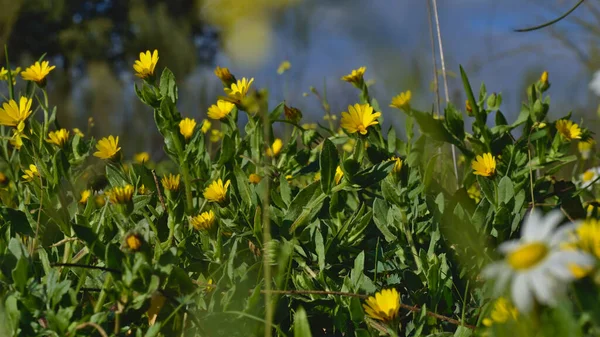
[
  {"x1": 498, "y1": 176, "x2": 515, "y2": 205},
  {"x1": 217, "y1": 134, "x2": 235, "y2": 166},
  {"x1": 159, "y1": 68, "x2": 178, "y2": 103},
  {"x1": 444, "y1": 103, "x2": 465, "y2": 140},
  {"x1": 477, "y1": 175, "x2": 496, "y2": 207},
  {"x1": 284, "y1": 181, "x2": 321, "y2": 233},
  {"x1": 234, "y1": 166, "x2": 253, "y2": 209},
  {"x1": 351, "y1": 251, "x2": 365, "y2": 288},
  {"x1": 0, "y1": 207, "x2": 33, "y2": 237},
  {"x1": 373, "y1": 199, "x2": 397, "y2": 242},
  {"x1": 460, "y1": 65, "x2": 483, "y2": 124},
  {"x1": 320, "y1": 139, "x2": 339, "y2": 195},
  {"x1": 106, "y1": 163, "x2": 129, "y2": 188},
  {"x1": 294, "y1": 307, "x2": 312, "y2": 337},
  {"x1": 453, "y1": 326, "x2": 473, "y2": 337},
  {"x1": 12, "y1": 257, "x2": 28, "y2": 292},
  {"x1": 269, "y1": 102, "x2": 285, "y2": 121},
  {"x1": 315, "y1": 229, "x2": 325, "y2": 272},
  {"x1": 72, "y1": 224, "x2": 106, "y2": 259},
  {"x1": 350, "y1": 160, "x2": 394, "y2": 187}
]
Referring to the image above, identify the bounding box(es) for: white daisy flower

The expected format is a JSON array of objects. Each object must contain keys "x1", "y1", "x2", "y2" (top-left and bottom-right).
[
  {"x1": 482, "y1": 209, "x2": 594, "y2": 313},
  {"x1": 578, "y1": 167, "x2": 600, "y2": 190}
]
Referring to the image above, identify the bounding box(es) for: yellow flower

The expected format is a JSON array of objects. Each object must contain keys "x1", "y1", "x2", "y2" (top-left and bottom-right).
[
  {"x1": 201, "y1": 119, "x2": 211, "y2": 134},
  {"x1": 46, "y1": 129, "x2": 70, "y2": 147},
  {"x1": 79, "y1": 190, "x2": 91, "y2": 204},
  {"x1": 313, "y1": 172, "x2": 321, "y2": 182},
  {"x1": 134, "y1": 152, "x2": 150, "y2": 164},
  {"x1": 573, "y1": 219, "x2": 600, "y2": 259},
  {"x1": 161, "y1": 174, "x2": 181, "y2": 191},
  {"x1": 210, "y1": 129, "x2": 223, "y2": 143},
  {"x1": 540, "y1": 71, "x2": 549, "y2": 84},
  {"x1": 225, "y1": 77, "x2": 254, "y2": 100},
  {"x1": 362, "y1": 288, "x2": 400, "y2": 322},
  {"x1": 190, "y1": 210, "x2": 216, "y2": 231},
  {"x1": 249, "y1": 173, "x2": 262, "y2": 184},
  {"x1": 285, "y1": 174, "x2": 293, "y2": 181},
  {"x1": 179, "y1": 118, "x2": 197, "y2": 140},
  {"x1": 266, "y1": 138, "x2": 283, "y2": 157},
  {"x1": 467, "y1": 184, "x2": 481, "y2": 203},
  {"x1": 579, "y1": 139, "x2": 595, "y2": 160},
  {"x1": 0, "y1": 97, "x2": 33, "y2": 127},
  {"x1": 207, "y1": 100, "x2": 235, "y2": 120},
  {"x1": 335, "y1": 166, "x2": 344, "y2": 184},
  {"x1": 108, "y1": 184, "x2": 134, "y2": 204},
  {"x1": 94, "y1": 136, "x2": 121, "y2": 160},
  {"x1": 482, "y1": 297, "x2": 519, "y2": 327},
  {"x1": 204, "y1": 179, "x2": 230, "y2": 204},
  {"x1": 556, "y1": 119, "x2": 582, "y2": 141},
  {"x1": 390, "y1": 157, "x2": 402, "y2": 174},
  {"x1": 389, "y1": 91, "x2": 412, "y2": 110},
  {"x1": 138, "y1": 184, "x2": 149, "y2": 195},
  {"x1": 22, "y1": 164, "x2": 40, "y2": 182},
  {"x1": 133, "y1": 50, "x2": 159, "y2": 79},
  {"x1": 125, "y1": 233, "x2": 142, "y2": 251},
  {"x1": 73, "y1": 128, "x2": 84, "y2": 137},
  {"x1": 472, "y1": 153, "x2": 496, "y2": 177},
  {"x1": 95, "y1": 194, "x2": 106, "y2": 207},
  {"x1": 21, "y1": 61, "x2": 56, "y2": 84},
  {"x1": 341, "y1": 66, "x2": 366, "y2": 84},
  {"x1": 277, "y1": 60, "x2": 291, "y2": 75},
  {"x1": 214, "y1": 66, "x2": 233, "y2": 83},
  {"x1": 340, "y1": 103, "x2": 381, "y2": 135},
  {"x1": 0, "y1": 67, "x2": 21, "y2": 84},
  {"x1": 10, "y1": 122, "x2": 28, "y2": 150}
]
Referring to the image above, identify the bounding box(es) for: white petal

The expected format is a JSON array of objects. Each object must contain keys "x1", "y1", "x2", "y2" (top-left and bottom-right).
[
  {"x1": 512, "y1": 273, "x2": 534, "y2": 313},
  {"x1": 529, "y1": 269, "x2": 556, "y2": 306},
  {"x1": 481, "y1": 262, "x2": 506, "y2": 279},
  {"x1": 521, "y1": 209, "x2": 542, "y2": 241},
  {"x1": 493, "y1": 268, "x2": 513, "y2": 296},
  {"x1": 550, "y1": 223, "x2": 578, "y2": 247},
  {"x1": 498, "y1": 240, "x2": 521, "y2": 254},
  {"x1": 536, "y1": 210, "x2": 564, "y2": 242}
]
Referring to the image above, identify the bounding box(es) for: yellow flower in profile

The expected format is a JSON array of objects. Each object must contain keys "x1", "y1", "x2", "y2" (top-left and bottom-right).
[
  {"x1": 390, "y1": 157, "x2": 402, "y2": 174},
  {"x1": 161, "y1": 174, "x2": 181, "y2": 191},
  {"x1": 225, "y1": 77, "x2": 254, "y2": 100},
  {"x1": 190, "y1": 210, "x2": 216, "y2": 231},
  {"x1": 362, "y1": 288, "x2": 400, "y2": 322},
  {"x1": 46, "y1": 129, "x2": 70, "y2": 147},
  {"x1": 73, "y1": 128, "x2": 84, "y2": 137},
  {"x1": 214, "y1": 66, "x2": 233, "y2": 83},
  {"x1": 0, "y1": 67, "x2": 21, "y2": 84},
  {"x1": 94, "y1": 136, "x2": 121, "y2": 160},
  {"x1": 482, "y1": 297, "x2": 519, "y2": 327},
  {"x1": 472, "y1": 153, "x2": 496, "y2": 177},
  {"x1": 210, "y1": 129, "x2": 223, "y2": 143},
  {"x1": 341, "y1": 66, "x2": 366, "y2": 84},
  {"x1": 79, "y1": 190, "x2": 91, "y2": 204},
  {"x1": 334, "y1": 166, "x2": 344, "y2": 184},
  {"x1": 207, "y1": 100, "x2": 235, "y2": 120},
  {"x1": 579, "y1": 139, "x2": 595, "y2": 160},
  {"x1": 21, "y1": 61, "x2": 56, "y2": 84},
  {"x1": 108, "y1": 184, "x2": 134, "y2": 204},
  {"x1": 266, "y1": 138, "x2": 283, "y2": 157},
  {"x1": 277, "y1": 60, "x2": 291, "y2": 75},
  {"x1": 540, "y1": 71, "x2": 549, "y2": 84},
  {"x1": 10, "y1": 122, "x2": 28, "y2": 150},
  {"x1": 0, "y1": 97, "x2": 33, "y2": 127},
  {"x1": 572, "y1": 219, "x2": 600, "y2": 259},
  {"x1": 340, "y1": 103, "x2": 381, "y2": 135},
  {"x1": 204, "y1": 179, "x2": 230, "y2": 204},
  {"x1": 249, "y1": 173, "x2": 261, "y2": 184},
  {"x1": 22, "y1": 164, "x2": 40, "y2": 182},
  {"x1": 200, "y1": 119, "x2": 211, "y2": 134},
  {"x1": 125, "y1": 233, "x2": 142, "y2": 251},
  {"x1": 133, "y1": 50, "x2": 159, "y2": 79},
  {"x1": 556, "y1": 119, "x2": 582, "y2": 141},
  {"x1": 134, "y1": 152, "x2": 150, "y2": 164},
  {"x1": 179, "y1": 118, "x2": 197, "y2": 140},
  {"x1": 389, "y1": 91, "x2": 412, "y2": 110}
]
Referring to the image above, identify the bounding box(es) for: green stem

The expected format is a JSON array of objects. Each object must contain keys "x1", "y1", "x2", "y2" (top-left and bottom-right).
[{"x1": 94, "y1": 273, "x2": 112, "y2": 313}]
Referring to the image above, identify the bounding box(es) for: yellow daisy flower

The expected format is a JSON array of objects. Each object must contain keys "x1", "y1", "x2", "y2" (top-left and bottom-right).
[
  {"x1": 556, "y1": 119, "x2": 582, "y2": 141},
  {"x1": 46, "y1": 129, "x2": 70, "y2": 147},
  {"x1": 125, "y1": 233, "x2": 142, "y2": 251},
  {"x1": 362, "y1": 288, "x2": 400, "y2": 322},
  {"x1": 390, "y1": 156, "x2": 402, "y2": 174},
  {"x1": 134, "y1": 152, "x2": 150, "y2": 164},
  {"x1": 10, "y1": 122, "x2": 28, "y2": 150},
  {"x1": 0, "y1": 97, "x2": 33, "y2": 127},
  {"x1": 21, "y1": 61, "x2": 56, "y2": 84},
  {"x1": 204, "y1": 179, "x2": 230, "y2": 204},
  {"x1": 93, "y1": 136, "x2": 121, "y2": 160},
  {"x1": 389, "y1": 91, "x2": 412, "y2": 110},
  {"x1": 266, "y1": 138, "x2": 283, "y2": 157},
  {"x1": 108, "y1": 184, "x2": 134, "y2": 204},
  {"x1": 179, "y1": 118, "x2": 196, "y2": 140},
  {"x1": 340, "y1": 103, "x2": 381, "y2": 135},
  {"x1": 22, "y1": 164, "x2": 40, "y2": 182},
  {"x1": 200, "y1": 119, "x2": 211, "y2": 134},
  {"x1": 207, "y1": 100, "x2": 235, "y2": 120},
  {"x1": 341, "y1": 66, "x2": 366, "y2": 84},
  {"x1": 133, "y1": 50, "x2": 159, "y2": 79},
  {"x1": 161, "y1": 174, "x2": 181, "y2": 191},
  {"x1": 482, "y1": 297, "x2": 519, "y2": 327},
  {"x1": 190, "y1": 210, "x2": 216, "y2": 231},
  {"x1": 225, "y1": 77, "x2": 254, "y2": 100},
  {"x1": 79, "y1": 190, "x2": 91, "y2": 204},
  {"x1": 335, "y1": 166, "x2": 344, "y2": 184},
  {"x1": 138, "y1": 184, "x2": 149, "y2": 195},
  {"x1": 249, "y1": 173, "x2": 261, "y2": 184},
  {"x1": 472, "y1": 153, "x2": 496, "y2": 177}
]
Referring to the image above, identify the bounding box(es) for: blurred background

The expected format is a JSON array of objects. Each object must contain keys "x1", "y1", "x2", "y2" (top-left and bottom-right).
[{"x1": 1, "y1": 0, "x2": 599, "y2": 159}]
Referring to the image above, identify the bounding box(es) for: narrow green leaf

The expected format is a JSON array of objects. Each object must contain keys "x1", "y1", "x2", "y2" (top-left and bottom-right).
[{"x1": 320, "y1": 139, "x2": 339, "y2": 195}]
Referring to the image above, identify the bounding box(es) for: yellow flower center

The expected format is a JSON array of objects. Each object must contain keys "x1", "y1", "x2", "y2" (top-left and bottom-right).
[
  {"x1": 583, "y1": 170, "x2": 595, "y2": 182},
  {"x1": 507, "y1": 242, "x2": 548, "y2": 270}
]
